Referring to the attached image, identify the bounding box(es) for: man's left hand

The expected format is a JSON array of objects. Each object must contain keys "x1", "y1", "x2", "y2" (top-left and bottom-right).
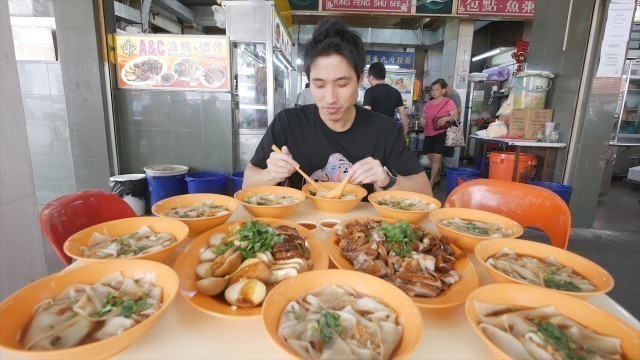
[{"x1": 349, "y1": 157, "x2": 390, "y2": 188}]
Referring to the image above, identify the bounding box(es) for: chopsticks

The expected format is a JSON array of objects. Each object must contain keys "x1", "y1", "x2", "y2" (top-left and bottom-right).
[{"x1": 270, "y1": 145, "x2": 326, "y2": 192}]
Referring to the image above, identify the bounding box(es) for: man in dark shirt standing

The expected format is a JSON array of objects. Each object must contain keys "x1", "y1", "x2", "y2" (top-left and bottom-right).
[{"x1": 363, "y1": 62, "x2": 409, "y2": 134}]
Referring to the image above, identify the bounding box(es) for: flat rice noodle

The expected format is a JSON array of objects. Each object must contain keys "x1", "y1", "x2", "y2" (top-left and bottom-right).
[
  {"x1": 94, "y1": 316, "x2": 135, "y2": 340},
  {"x1": 299, "y1": 285, "x2": 356, "y2": 312},
  {"x1": 87, "y1": 232, "x2": 114, "y2": 247},
  {"x1": 320, "y1": 330, "x2": 355, "y2": 360},
  {"x1": 136, "y1": 225, "x2": 154, "y2": 237},
  {"x1": 286, "y1": 339, "x2": 321, "y2": 360},
  {"x1": 352, "y1": 296, "x2": 397, "y2": 323},
  {"x1": 24, "y1": 298, "x2": 95, "y2": 351},
  {"x1": 377, "y1": 321, "x2": 403, "y2": 360},
  {"x1": 479, "y1": 323, "x2": 534, "y2": 360},
  {"x1": 522, "y1": 337, "x2": 555, "y2": 360},
  {"x1": 99, "y1": 271, "x2": 125, "y2": 288},
  {"x1": 547, "y1": 316, "x2": 622, "y2": 358},
  {"x1": 72, "y1": 292, "x2": 102, "y2": 320}
]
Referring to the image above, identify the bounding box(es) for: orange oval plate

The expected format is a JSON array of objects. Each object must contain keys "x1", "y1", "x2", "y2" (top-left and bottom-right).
[
  {"x1": 325, "y1": 217, "x2": 479, "y2": 308},
  {"x1": 172, "y1": 217, "x2": 329, "y2": 318}
]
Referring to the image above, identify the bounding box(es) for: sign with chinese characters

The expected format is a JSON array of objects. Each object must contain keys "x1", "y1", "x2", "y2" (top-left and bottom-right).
[
  {"x1": 457, "y1": 0, "x2": 535, "y2": 18},
  {"x1": 415, "y1": 0, "x2": 454, "y2": 15},
  {"x1": 322, "y1": 0, "x2": 412, "y2": 14},
  {"x1": 273, "y1": 10, "x2": 293, "y2": 64},
  {"x1": 365, "y1": 50, "x2": 415, "y2": 70},
  {"x1": 115, "y1": 35, "x2": 230, "y2": 91}
]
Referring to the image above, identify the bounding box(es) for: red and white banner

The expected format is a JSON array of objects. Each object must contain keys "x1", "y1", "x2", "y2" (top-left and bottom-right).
[
  {"x1": 457, "y1": 0, "x2": 535, "y2": 18},
  {"x1": 322, "y1": 0, "x2": 412, "y2": 13}
]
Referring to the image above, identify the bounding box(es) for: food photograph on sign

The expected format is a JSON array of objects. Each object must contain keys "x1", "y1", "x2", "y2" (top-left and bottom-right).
[{"x1": 116, "y1": 35, "x2": 231, "y2": 91}]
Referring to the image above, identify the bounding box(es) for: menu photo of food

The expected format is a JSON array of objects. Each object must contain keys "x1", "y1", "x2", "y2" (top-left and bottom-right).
[{"x1": 116, "y1": 35, "x2": 230, "y2": 91}]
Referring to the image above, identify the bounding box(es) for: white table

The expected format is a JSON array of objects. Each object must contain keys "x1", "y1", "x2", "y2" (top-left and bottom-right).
[
  {"x1": 470, "y1": 135, "x2": 568, "y2": 181},
  {"x1": 18, "y1": 202, "x2": 639, "y2": 360}
]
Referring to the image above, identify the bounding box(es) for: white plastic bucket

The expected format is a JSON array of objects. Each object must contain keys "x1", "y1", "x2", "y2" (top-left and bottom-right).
[{"x1": 513, "y1": 75, "x2": 552, "y2": 109}]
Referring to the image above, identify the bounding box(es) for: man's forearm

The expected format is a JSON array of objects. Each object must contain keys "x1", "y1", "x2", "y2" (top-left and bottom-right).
[
  {"x1": 377, "y1": 172, "x2": 432, "y2": 196},
  {"x1": 243, "y1": 164, "x2": 281, "y2": 188}
]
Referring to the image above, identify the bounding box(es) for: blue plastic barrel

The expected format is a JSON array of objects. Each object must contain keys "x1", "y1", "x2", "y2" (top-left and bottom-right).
[
  {"x1": 144, "y1": 165, "x2": 189, "y2": 206},
  {"x1": 525, "y1": 181, "x2": 573, "y2": 204},
  {"x1": 445, "y1": 167, "x2": 480, "y2": 196},
  {"x1": 186, "y1": 171, "x2": 228, "y2": 194},
  {"x1": 230, "y1": 172, "x2": 244, "y2": 194}
]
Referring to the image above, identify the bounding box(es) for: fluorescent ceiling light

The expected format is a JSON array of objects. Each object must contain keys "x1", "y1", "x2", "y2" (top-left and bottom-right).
[
  {"x1": 472, "y1": 47, "x2": 511, "y2": 62},
  {"x1": 386, "y1": 65, "x2": 400, "y2": 69}
]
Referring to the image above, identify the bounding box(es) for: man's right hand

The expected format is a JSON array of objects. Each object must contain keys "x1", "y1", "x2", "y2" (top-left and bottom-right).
[{"x1": 266, "y1": 146, "x2": 299, "y2": 183}]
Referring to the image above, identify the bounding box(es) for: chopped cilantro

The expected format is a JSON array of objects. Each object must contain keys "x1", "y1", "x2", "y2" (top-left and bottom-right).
[
  {"x1": 378, "y1": 221, "x2": 416, "y2": 258},
  {"x1": 543, "y1": 271, "x2": 582, "y2": 292},
  {"x1": 231, "y1": 220, "x2": 284, "y2": 260},
  {"x1": 318, "y1": 310, "x2": 343, "y2": 346}
]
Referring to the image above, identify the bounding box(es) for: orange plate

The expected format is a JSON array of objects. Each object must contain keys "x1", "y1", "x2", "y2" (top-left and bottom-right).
[
  {"x1": 152, "y1": 193, "x2": 239, "y2": 236},
  {"x1": 301, "y1": 182, "x2": 367, "y2": 214},
  {"x1": 368, "y1": 190, "x2": 442, "y2": 224},
  {"x1": 475, "y1": 238, "x2": 614, "y2": 298},
  {"x1": 64, "y1": 216, "x2": 190, "y2": 263},
  {"x1": 465, "y1": 283, "x2": 640, "y2": 360},
  {"x1": 429, "y1": 208, "x2": 524, "y2": 253},
  {"x1": 234, "y1": 186, "x2": 306, "y2": 219},
  {"x1": 0, "y1": 260, "x2": 179, "y2": 360},
  {"x1": 325, "y1": 217, "x2": 479, "y2": 308},
  {"x1": 262, "y1": 269, "x2": 423, "y2": 359},
  {"x1": 172, "y1": 217, "x2": 329, "y2": 318}
]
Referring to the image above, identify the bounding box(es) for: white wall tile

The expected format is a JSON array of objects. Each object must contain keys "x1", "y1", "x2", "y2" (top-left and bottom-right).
[{"x1": 17, "y1": 61, "x2": 50, "y2": 95}]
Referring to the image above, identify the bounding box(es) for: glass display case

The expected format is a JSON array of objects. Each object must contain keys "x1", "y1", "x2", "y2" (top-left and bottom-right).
[
  {"x1": 234, "y1": 42, "x2": 268, "y2": 130},
  {"x1": 612, "y1": 59, "x2": 640, "y2": 144},
  {"x1": 226, "y1": 1, "x2": 294, "y2": 171}
]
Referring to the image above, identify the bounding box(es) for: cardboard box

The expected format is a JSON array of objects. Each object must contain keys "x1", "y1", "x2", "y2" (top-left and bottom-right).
[{"x1": 508, "y1": 109, "x2": 554, "y2": 139}]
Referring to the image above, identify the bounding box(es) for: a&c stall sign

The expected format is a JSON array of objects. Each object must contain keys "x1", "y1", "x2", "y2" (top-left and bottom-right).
[
  {"x1": 457, "y1": 0, "x2": 535, "y2": 18},
  {"x1": 365, "y1": 50, "x2": 415, "y2": 70},
  {"x1": 322, "y1": 0, "x2": 412, "y2": 13},
  {"x1": 115, "y1": 34, "x2": 230, "y2": 91}
]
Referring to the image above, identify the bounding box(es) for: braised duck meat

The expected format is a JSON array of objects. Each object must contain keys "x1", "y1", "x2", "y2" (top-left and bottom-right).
[{"x1": 336, "y1": 219, "x2": 461, "y2": 298}]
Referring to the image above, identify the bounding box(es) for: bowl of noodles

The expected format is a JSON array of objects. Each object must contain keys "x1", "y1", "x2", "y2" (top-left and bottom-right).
[
  {"x1": 262, "y1": 269, "x2": 423, "y2": 359},
  {"x1": 301, "y1": 182, "x2": 367, "y2": 214},
  {"x1": 0, "y1": 259, "x2": 179, "y2": 360},
  {"x1": 152, "y1": 193, "x2": 239, "y2": 236},
  {"x1": 429, "y1": 208, "x2": 524, "y2": 253},
  {"x1": 234, "y1": 185, "x2": 306, "y2": 219},
  {"x1": 63, "y1": 217, "x2": 190, "y2": 263},
  {"x1": 465, "y1": 283, "x2": 640, "y2": 360},
  {"x1": 368, "y1": 190, "x2": 441, "y2": 224}
]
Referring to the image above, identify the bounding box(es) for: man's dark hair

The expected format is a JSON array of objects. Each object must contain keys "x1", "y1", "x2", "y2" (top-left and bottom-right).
[
  {"x1": 431, "y1": 78, "x2": 448, "y2": 89},
  {"x1": 368, "y1": 62, "x2": 386, "y2": 80},
  {"x1": 303, "y1": 18, "x2": 365, "y2": 82}
]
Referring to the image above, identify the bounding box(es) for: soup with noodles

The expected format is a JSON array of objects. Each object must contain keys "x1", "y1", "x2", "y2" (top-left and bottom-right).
[
  {"x1": 279, "y1": 284, "x2": 403, "y2": 360},
  {"x1": 82, "y1": 226, "x2": 176, "y2": 259},
  {"x1": 487, "y1": 247, "x2": 597, "y2": 292},
  {"x1": 308, "y1": 188, "x2": 357, "y2": 200},
  {"x1": 376, "y1": 195, "x2": 438, "y2": 211},
  {"x1": 439, "y1": 218, "x2": 513, "y2": 238},
  {"x1": 162, "y1": 201, "x2": 229, "y2": 218},
  {"x1": 244, "y1": 193, "x2": 300, "y2": 206},
  {"x1": 475, "y1": 301, "x2": 623, "y2": 359},
  {"x1": 21, "y1": 271, "x2": 162, "y2": 350}
]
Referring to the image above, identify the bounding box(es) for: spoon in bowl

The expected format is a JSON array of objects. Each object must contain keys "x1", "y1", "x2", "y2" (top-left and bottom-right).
[
  {"x1": 322, "y1": 175, "x2": 351, "y2": 200},
  {"x1": 270, "y1": 145, "x2": 326, "y2": 192}
]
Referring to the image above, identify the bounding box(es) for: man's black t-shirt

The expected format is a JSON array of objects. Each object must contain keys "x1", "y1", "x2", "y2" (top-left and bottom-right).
[
  {"x1": 363, "y1": 83, "x2": 404, "y2": 119},
  {"x1": 250, "y1": 105, "x2": 423, "y2": 190}
]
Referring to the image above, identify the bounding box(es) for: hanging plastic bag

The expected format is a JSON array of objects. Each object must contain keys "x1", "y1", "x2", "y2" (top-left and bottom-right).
[{"x1": 497, "y1": 92, "x2": 514, "y2": 116}]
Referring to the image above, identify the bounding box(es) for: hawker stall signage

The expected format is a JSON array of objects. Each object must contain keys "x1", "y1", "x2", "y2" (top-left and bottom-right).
[
  {"x1": 273, "y1": 10, "x2": 293, "y2": 64},
  {"x1": 457, "y1": 0, "x2": 535, "y2": 18},
  {"x1": 322, "y1": 0, "x2": 412, "y2": 14},
  {"x1": 365, "y1": 50, "x2": 415, "y2": 70},
  {"x1": 115, "y1": 35, "x2": 230, "y2": 91}
]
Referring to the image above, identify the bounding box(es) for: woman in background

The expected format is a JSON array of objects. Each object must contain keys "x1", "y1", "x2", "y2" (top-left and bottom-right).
[{"x1": 420, "y1": 79, "x2": 458, "y2": 186}]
